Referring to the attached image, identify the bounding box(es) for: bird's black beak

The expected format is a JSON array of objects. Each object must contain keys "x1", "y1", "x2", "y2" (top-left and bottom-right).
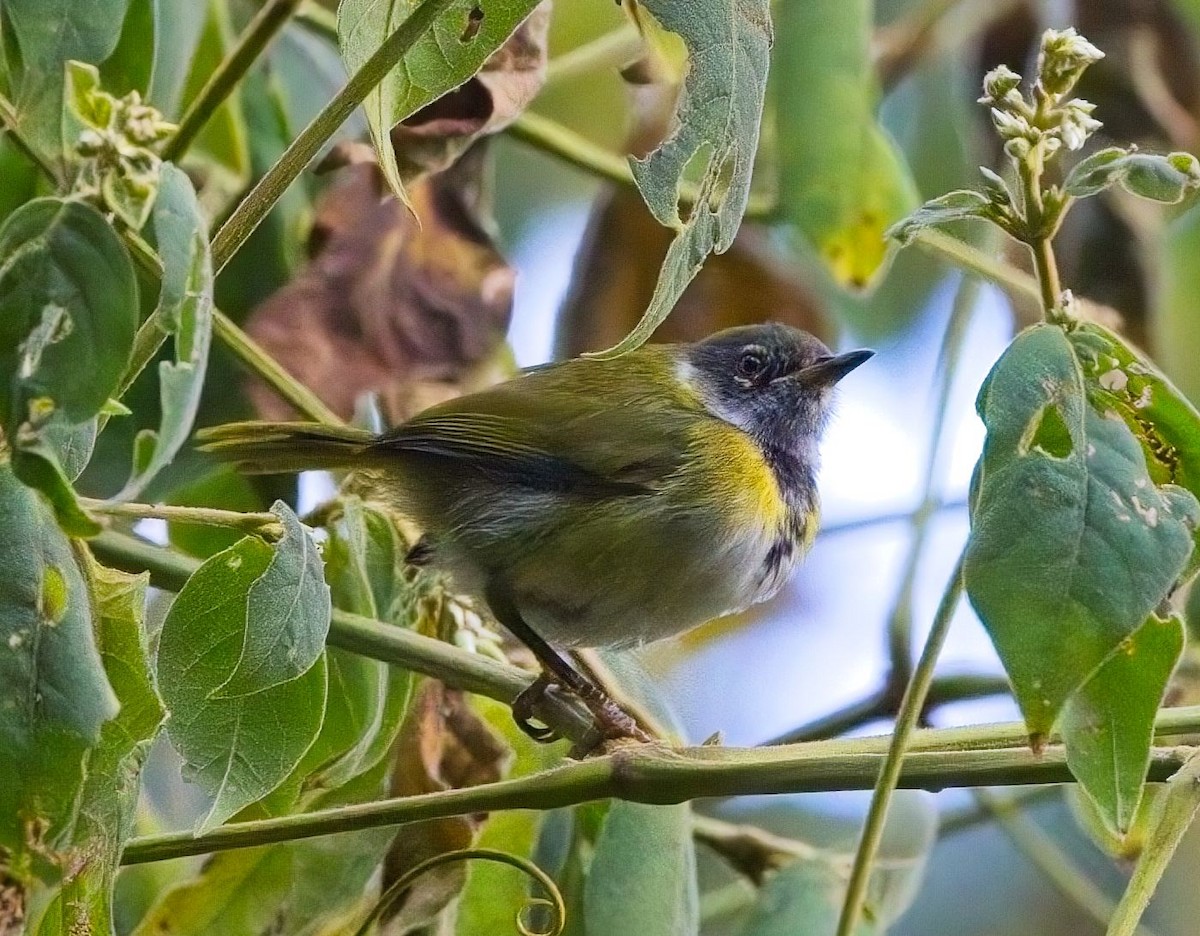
[{"x1": 798, "y1": 349, "x2": 874, "y2": 386}]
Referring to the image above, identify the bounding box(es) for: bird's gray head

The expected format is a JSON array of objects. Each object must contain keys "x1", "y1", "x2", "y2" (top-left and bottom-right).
[{"x1": 682, "y1": 323, "x2": 872, "y2": 457}]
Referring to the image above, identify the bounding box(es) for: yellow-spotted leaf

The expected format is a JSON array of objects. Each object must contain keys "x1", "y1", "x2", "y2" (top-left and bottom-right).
[{"x1": 774, "y1": 0, "x2": 918, "y2": 290}]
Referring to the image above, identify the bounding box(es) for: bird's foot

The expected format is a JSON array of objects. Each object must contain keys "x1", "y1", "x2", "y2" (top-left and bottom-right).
[{"x1": 510, "y1": 672, "x2": 653, "y2": 745}]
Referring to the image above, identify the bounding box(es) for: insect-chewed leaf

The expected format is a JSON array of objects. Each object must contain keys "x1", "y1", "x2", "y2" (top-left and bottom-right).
[
  {"x1": 0, "y1": 465, "x2": 117, "y2": 881},
  {"x1": 587, "y1": 0, "x2": 772, "y2": 358},
  {"x1": 1061, "y1": 612, "x2": 1184, "y2": 836},
  {"x1": 114, "y1": 164, "x2": 214, "y2": 501},
  {"x1": 336, "y1": 0, "x2": 546, "y2": 205},
  {"x1": 1067, "y1": 320, "x2": 1200, "y2": 575},
  {"x1": 964, "y1": 325, "x2": 1197, "y2": 740},
  {"x1": 584, "y1": 802, "x2": 699, "y2": 936},
  {"x1": 156, "y1": 532, "x2": 327, "y2": 833},
  {"x1": 774, "y1": 0, "x2": 918, "y2": 290}
]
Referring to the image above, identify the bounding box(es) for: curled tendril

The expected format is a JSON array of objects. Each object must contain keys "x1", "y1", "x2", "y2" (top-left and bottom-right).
[{"x1": 352, "y1": 847, "x2": 565, "y2": 936}]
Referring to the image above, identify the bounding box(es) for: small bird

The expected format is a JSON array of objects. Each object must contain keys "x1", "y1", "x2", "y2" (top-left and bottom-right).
[{"x1": 199, "y1": 324, "x2": 871, "y2": 742}]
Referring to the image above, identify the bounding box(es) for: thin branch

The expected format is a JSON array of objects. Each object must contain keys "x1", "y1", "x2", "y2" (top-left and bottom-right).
[
  {"x1": 912, "y1": 229, "x2": 1041, "y2": 308},
  {"x1": 836, "y1": 552, "x2": 966, "y2": 936},
  {"x1": 163, "y1": 0, "x2": 303, "y2": 163},
  {"x1": 505, "y1": 111, "x2": 777, "y2": 220},
  {"x1": 120, "y1": 743, "x2": 1196, "y2": 866},
  {"x1": 83, "y1": 499, "x2": 283, "y2": 536},
  {"x1": 545, "y1": 25, "x2": 644, "y2": 84},
  {"x1": 210, "y1": 0, "x2": 461, "y2": 274}
]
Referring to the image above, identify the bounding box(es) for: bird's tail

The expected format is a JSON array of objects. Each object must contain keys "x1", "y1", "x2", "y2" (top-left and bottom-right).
[{"x1": 196, "y1": 421, "x2": 378, "y2": 474}]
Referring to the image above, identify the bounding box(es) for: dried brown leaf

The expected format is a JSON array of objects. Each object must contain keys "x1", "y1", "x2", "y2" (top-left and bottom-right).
[
  {"x1": 378, "y1": 681, "x2": 510, "y2": 935},
  {"x1": 390, "y1": 2, "x2": 551, "y2": 182},
  {"x1": 245, "y1": 147, "x2": 513, "y2": 423}
]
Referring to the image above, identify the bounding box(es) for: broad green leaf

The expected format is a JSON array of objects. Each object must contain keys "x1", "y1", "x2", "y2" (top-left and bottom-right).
[
  {"x1": 155, "y1": 533, "x2": 328, "y2": 832},
  {"x1": 0, "y1": 465, "x2": 117, "y2": 882},
  {"x1": 1107, "y1": 752, "x2": 1200, "y2": 936},
  {"x1": 99, "y1": 0, "x2": 156, "y2": 96},
  {"x1": 0, "y1": 0, "x2": 131, "y2": 159},
  {"x1": 774, "y1": 0, "x2": 918, "y2": 290},
  {"x1": 213, "y1": 502, "x2": 330, "y2": 697},
  {"x1": 337, "y1": 0, "x2": 545, "y2": 204},
  {"x1": 1062, "y1": 613, "x2": 1184, "y2": 836},
  {"x1": 145, "y1": 0, "x2": 208, "y2": 115},
  {"x1": 886, "y1": 190, "x2": 995, "y2": 246},
  {"x1": 584, "y1": 802, "x2": 698, "y2": 936},
  {"x1": 1067, "y1": 320, "x2": 1200, "y2": 572},
  {"x1": 1155, "y1": 200, "x2": 1200, "y2": 406},
  {"x1": 739, "y1": 859, "x2": 876, "y2": 936},
  {"x1": 115, "y1": 164, "x2": 214, "y2": 500},
  {"x1": 964, "y1": 325, "x2": 1198, "y2": 739},
  {"x1": 0, "y1": 136, "x2": 39, "y2": 224},
  {"x1": 0, "y1": 197, "x2": 137, "y2": 429},
  {"x1": 1065, "y1": 147, "x2": 1200, "y2": 203},
  {"x1": 38, "y1": 557, "x2": 164, "y2": 936},
  {"x1": 588, "y1": 0, "x2": 771, "y2": 357}
]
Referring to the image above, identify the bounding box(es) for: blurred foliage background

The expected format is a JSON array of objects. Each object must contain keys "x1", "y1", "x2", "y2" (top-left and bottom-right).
[{"x1": 7, "y1": 0, "x2": 1200, "y2": 933}]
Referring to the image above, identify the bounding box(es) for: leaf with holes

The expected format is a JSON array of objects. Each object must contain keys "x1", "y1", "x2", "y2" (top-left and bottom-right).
[
  {"x1": 1061, "y1": 612, "x2": 1184, "y2": 836},
  {"x1": 156, "y1": 533, "x2": 327, "y2": 833},
  {"x1": 0, "y1": 465, "x2": 117, "y2": 883},
  {"x1": 115, "y1": 164, "x2": 213, "y2": 500},
  {"x1": 964, "y1": 325, "x2": 1197, "y2": 742},
  {"x1": 336, "y1": 0, "x2": 546, "y2": 205},
  {"x1": 774, "y1": 0, "x2": 918, "y2": 290},
  {"x1": 587, "y1": 0, "x2": 772, "y2": 357}
]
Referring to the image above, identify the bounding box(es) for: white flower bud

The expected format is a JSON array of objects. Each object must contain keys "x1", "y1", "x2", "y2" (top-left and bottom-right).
[
  {"x1": 979, "y1": 64, "x2": 1023, "y2": 104},
  {"x1": 1038, "y1": 27, "x2": 1105, "y2": 96}
]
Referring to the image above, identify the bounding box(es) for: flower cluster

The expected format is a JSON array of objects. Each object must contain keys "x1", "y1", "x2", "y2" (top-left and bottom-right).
[
  {"x1": 67, "y1": 62, "x2": 176, "y2": 230},
  {"x1": 979, "y1": 28, "x2": 1104, "y2": 161}
]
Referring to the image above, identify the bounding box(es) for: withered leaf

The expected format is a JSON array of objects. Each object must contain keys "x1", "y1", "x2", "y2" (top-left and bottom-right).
[
  {"x1": 390, "y1": 1, "x2": 551, "y2": 183},
  {"x1": 378, "y1": 680, "x2": 510, "y2": 935},
  {"x1": 245, "y1": 146, "x2": 513, "y2": 423}
]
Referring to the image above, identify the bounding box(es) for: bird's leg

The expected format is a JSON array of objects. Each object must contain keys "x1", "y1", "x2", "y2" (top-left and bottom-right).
[{"x1": 487, "y1": 586, "x2": 651, "y2": 744}]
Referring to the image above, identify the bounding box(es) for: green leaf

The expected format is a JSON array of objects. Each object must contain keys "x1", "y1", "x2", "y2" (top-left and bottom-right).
[
  {"x1": 1061, "y1": 612, "x2": 1184, "y2": 836},
  {"x1": 1107, "y1": 752, "x2": 1200, "y2": 936},
  {"x1": 740, "y1": 859, "x2": 877, "y2": 936},
  {"x1": 0, "y1": 197, "x2": 137, "y2": 430},
  {"x1": 114, "y1": 164, "x2": 213, "y2": 500},
  {"x1": 774, "y1": 0, "x2": 918, "y2": 290},
  {"x1": 0, "y1": 0, "x2": 132, "y2": 159},
  {"x1": 336, "y1": 0, "x2": 545, "y2": 204},
  {"x1": 588, "y1": 0, "x2": 771, "y2": 358},
  {"x1": 38, "y1": 556, "x2": 164, "y2": 935},
  {"x1": 964, "y1": 325, "x2": 1198, "y2": 740},
  {"x1": 0, "y1": 464, "x2": 117, "y2": 882},
  {"x1": 155, "y1": 533, "x2": 328, "y2": 832},
  {"x1": 10, "y1": 439, "x2": 101, "y2": 537},
  {"x1": 584, "y1": 802, "x2": 698, "y2": 936},
  {"x1": 213, "y1": 502, "x2": 330, "y2": 698},
  {"x1": 99, "y1": 0, "x2": 156, "y2": 97},
  {"x1": 167, "y1": 468, "x2": 266, "y2": 559},
  {"x1": 1064, "y1": 147, "x2": 1200, "y2": 203},
  {"x1": 885, "y1": 190, "x2": 995, "y2": 246},
  {"x1": 1156, "y1": 200, "x2": 1200, "y2": 407},
  {"x1": 1067, "y1": 320, "x2": 1200, "y2": 573}
]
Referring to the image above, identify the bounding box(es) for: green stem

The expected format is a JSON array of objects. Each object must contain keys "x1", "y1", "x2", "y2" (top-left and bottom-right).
[
  {"x1": 976, "y1": 789, "x2": 1161, "y2": 936},
  {"x1": 162, "y1": 0, "x2": 303, "y2": 163},
  {"x1": 913, "y1": 228, "x2": 1041, "y2": 309},
  {"x1": 120, "y1": 743, "x2": 1195, "y2": 866},
  {"x1": 0, "y1": 91, "x2": 61, "y2": 185},
  {"x1": 544, "y1": 25, "x2": 643, "y2": 84},
  {"x1": 210, "y1": 0, "x2": 460, "y2": 274},
  {"x1": 505, "y1": 112, "x2": 777, "y2": 220},
  {"x1": 835, "y1": 551, "x2": 966, "y2": 936},
  {"x1": 83, "y1": 499, "x2": 283, "y2": 536},
  {"x1": 1016, "y1": 151, "x2": 1064, "y2": 319}
]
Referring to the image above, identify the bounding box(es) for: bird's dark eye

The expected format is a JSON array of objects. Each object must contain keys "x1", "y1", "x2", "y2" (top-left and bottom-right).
[{"x1": 737, "y1": 349, "x2": 766, "y2": 379}]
